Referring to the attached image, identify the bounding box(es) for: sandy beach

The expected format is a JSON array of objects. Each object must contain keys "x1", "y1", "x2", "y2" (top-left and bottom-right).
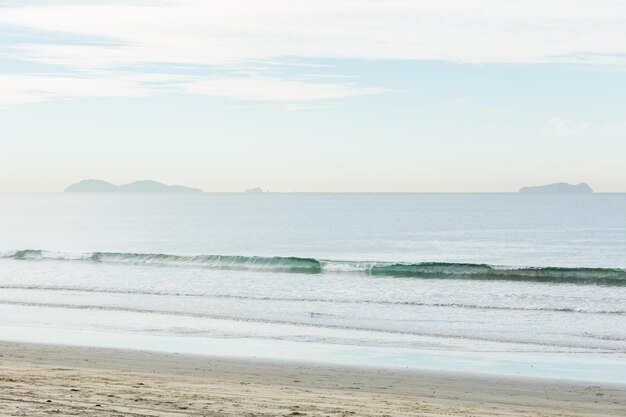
[{"x1": 0, "y1": 341, "x2": 623, "y2": 416}]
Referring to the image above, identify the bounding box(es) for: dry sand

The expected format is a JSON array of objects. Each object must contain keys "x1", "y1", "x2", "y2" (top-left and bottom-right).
[{"x1": 0, "y1": 341, "x2": 624, "y2": 416}]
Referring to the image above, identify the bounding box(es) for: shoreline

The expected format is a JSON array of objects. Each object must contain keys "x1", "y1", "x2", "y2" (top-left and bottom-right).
[
  {"x1": 1, "y1": 341, "x2": 624, "y2": 416},
  {"x1": 2, "y1": 324, "x2": 624, "y2": 384}
]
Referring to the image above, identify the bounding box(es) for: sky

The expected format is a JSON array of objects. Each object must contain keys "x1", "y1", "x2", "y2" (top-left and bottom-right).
[{"x1": 1, "y1": 0, "x2": 626, "y2": 192}]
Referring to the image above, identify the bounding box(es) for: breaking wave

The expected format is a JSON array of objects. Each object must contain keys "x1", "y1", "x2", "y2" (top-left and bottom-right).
[{"x1": 2, "y1": 249, "x2": 626, "y2": 286}]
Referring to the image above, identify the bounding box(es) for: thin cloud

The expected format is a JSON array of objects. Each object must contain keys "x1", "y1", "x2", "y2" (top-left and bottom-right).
[
  {"x1": 183, "y1": 77, "x2": 387, "y2": 102},
  {"x1": 1, "y1": 0, "x2": 626, "y2": 67},
  {"x1": 543, "y1": 118, "x2": 626, "y2": 138},
  {"x1": 2, "y1": 1, "x2": 626, "y2": 106},
  {"x1": 0, "y1": 73, "x2": 385, "y2": 106},
  {"x1": 0, "y1": 74, "x2": 147, "y2": 106}
]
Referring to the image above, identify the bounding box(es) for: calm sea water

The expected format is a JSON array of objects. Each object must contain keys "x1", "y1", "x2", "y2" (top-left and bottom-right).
[{"x1": 1, "y1": 193, "x2": 625, "y2": 382}]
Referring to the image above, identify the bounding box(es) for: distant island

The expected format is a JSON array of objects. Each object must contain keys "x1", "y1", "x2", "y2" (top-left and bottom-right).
[
  {"x1": 65, "y1": 179, "x2": 203, "y2": 193},
  {"x1": 245, "y1": 187, "x2": 266, "y2": 193},
  {"x1": 519, "y1": 182, "x2": 593, "y2": 194}
]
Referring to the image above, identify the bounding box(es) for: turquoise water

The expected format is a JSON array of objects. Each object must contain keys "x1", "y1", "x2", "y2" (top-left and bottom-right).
[{"x1": 0, "y1": 193, "x2": 625, "y2": 382}]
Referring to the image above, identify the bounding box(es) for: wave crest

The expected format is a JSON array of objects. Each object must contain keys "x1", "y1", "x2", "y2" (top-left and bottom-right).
[{"x1": 2, "y1": 249, "x2": 626, "y2": 286}]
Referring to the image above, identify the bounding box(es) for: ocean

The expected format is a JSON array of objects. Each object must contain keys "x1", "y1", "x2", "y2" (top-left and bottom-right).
[{"x1": 1, "y1": 193, "x2": 625, "y2": 382}]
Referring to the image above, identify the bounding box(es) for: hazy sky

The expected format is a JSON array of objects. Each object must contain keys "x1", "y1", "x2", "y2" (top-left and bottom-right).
[{"x1": 1, "y1": 0, "x2": 626, "y2": 192}]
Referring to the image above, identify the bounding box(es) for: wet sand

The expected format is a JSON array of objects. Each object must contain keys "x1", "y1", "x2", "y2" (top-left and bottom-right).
[{"x1": 0, "y1": 341, "x2": 624, "y2": 416}]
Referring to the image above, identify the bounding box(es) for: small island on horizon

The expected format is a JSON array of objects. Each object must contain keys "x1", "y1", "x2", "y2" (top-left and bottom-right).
[
  {"x1": 519, "y1": 182, "x2": 593, "y2": 194},
  {"x1": 245, "y1": 187, "x2": 267, "y2": 193},
  {"x1": 65, "y1": 179, "x2": 203, "y2": 193}
]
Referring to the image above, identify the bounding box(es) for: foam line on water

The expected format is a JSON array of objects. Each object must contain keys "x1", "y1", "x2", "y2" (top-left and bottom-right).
[{"x1": 2, "y1": 249, "x2": 626, "y2": 286}]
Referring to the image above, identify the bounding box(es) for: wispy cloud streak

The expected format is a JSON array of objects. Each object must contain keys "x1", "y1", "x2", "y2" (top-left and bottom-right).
[{"x1": 1, "y1": 0, "x2": 626, "y2": 105}]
